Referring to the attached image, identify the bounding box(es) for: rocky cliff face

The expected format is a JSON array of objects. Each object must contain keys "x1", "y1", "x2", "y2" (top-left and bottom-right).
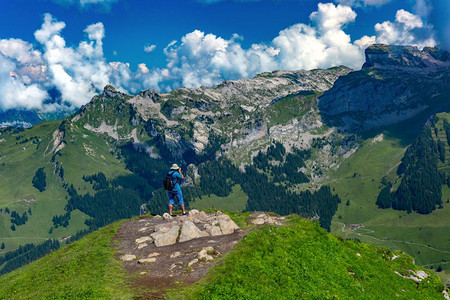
[
  {"x1": 362, "y1": 44, "x2": 450, "y2": 70},
  {"x1": 319, "y1": 44, "x2": 450, "y2": 131},
  {"x1": 74, "y1": 66, "x2": 352, "y2": 166}
]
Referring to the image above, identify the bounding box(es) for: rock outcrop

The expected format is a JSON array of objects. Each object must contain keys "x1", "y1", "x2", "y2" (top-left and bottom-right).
[
  {"x1": 251, "y1": 212, "x2": 285, "y2": 225},
  {"x1": 319, "y1": 44, "x2": 450, "y2": 132},
  {"x1": 362, "y1": 44, "x2": 450, "y2": 70},
  {"x1": 135, "y1": 210, "x2": 239, "y2": 248}
]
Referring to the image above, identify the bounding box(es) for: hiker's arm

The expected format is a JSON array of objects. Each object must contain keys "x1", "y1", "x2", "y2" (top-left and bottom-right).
[{"x1": 178, "y1": 168, "x2": 184, "y2": 179}]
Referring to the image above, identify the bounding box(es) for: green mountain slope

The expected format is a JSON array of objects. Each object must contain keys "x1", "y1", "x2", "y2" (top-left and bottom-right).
[
  {"x1": 327, "y1": 113, "x2": 450, "y2": 284},
  {"x1": 0, "y1": 221, "x2": 133, "y2": 299},
  {"x1": 0, "y1": 214, "x2": 446, "y2": 299}
]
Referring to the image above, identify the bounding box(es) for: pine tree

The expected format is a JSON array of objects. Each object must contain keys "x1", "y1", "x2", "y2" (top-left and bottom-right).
[
  {"x1": 32, "y1": 168, "x2": 47, "y2": 192},
  {"x1": 1, "y1": 242, "x2": 5, "y2": 250}
]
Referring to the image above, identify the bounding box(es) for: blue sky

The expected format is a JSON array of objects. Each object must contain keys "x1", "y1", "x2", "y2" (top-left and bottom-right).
[{"x1": 0, "y1": 0, "x2": 448, "y2": 111}]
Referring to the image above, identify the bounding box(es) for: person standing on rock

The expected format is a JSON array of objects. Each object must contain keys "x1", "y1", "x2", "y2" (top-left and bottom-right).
[{"x1": 165, "y1": 163, "x2": 187, "y2": 216}]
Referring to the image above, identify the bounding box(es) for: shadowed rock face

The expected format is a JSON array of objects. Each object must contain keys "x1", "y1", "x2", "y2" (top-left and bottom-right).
[
  {"x1": 319, "y1": 44, "x2": 450, "y2": 132},
  {"x1": 362, "y1": 44, "x2": 450, "y2": 70}
]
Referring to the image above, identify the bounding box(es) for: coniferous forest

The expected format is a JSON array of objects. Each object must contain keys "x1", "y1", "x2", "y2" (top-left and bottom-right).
[
  {"x1": 377, "y1": 124, "x2": 447, "y2": 214},
  {"x1": 0, "y1": 240, "x2": 60, "y2": 275}
]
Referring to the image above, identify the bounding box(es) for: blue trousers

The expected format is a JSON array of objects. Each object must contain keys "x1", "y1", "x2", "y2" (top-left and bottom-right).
[{"x1": 168, "y1": 190, "x2": 184, "y2": 205}]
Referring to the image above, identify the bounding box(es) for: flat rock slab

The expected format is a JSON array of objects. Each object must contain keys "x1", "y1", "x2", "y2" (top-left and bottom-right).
[{"x1": 121, "y1": 254, "x2": 136, "y2": 261}]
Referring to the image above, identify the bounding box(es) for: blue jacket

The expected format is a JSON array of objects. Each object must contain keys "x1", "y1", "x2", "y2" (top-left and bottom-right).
[{"x1": 169, "y1": 170, "x2": 182, "y2": 192}]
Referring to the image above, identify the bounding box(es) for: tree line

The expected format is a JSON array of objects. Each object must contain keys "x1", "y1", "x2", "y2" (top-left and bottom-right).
[
  {"x1": 0, "y1": 240, "x2": 60, "y2": 275},
  {"x1": 196, "y1": 157, "x2": 339, "y2": 231}
]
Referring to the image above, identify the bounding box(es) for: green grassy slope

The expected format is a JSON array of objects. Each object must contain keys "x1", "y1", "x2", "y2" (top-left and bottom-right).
[
  {"x1": 0, "y1": 221, "x2": 133, "y2": 299},
  {"x1": 0, "y1": 117, "x2": 133, "y2": 253},
  {"x1": 171, "y1": 217, "x2": 446, "y2": 299},
  {"x1": 0, "y1": 215, "x2": 446, "y2": 299},
  {"x1": 0, "y1": 122, "x2": 83, "y2": 253},
  {"x1": 328, "y1": 113, "x2": 450, "y2": 283},
  {"x1": 190, "y1": 184, "x2": 248, "y2": 212}
]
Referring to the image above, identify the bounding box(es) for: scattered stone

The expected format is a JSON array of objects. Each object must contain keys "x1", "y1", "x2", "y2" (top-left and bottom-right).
[
  {"x1": 188, "y1": 209, "x2": 200, "y2": 216},
  {"x1": 135, "y1": 236, "x2": 152, "y2": 244},
  {"x1": 198, "y1": 246, "x2": 217, "y2": 261},
  {"x1": 204, "y1": 223, "x2": 223, "y2": 236},
  {"x1": 394, "y1": 270, "x2": 429, "y2": 283},
  {"x1": 152, "y1": 225, "x2": 180, "y2": 247},
  {"x1": 155, "y1": 221, "x2": 178, "y2": 233},
  {"x1": 154, "y1": 215, "x2": 163, "y2": 220},
  {"x1": 187, "y1": 209, "x2": 207, "y2": 219},
  {"x1": 162, "y1": 213, "x2": 173, "y2": 220},
  {"x1": 443, "y1": 290, "x2": 449, "y2": 300},
  {"x1": 138, "y1": 227, "x2": 150, "y2": 232},
  {"x1": 140, "y1": 271, "x2": 147, "y2": 275},
  {"x1": 356, "y1": 253, "x2": 361, "y2": 257},
  {"x1": 391, "y1": 255, "x2": 399, "y2": 261},
  {"x1": 267, "y1": 216, "x2": 282, "y2": 225},
  {"x1": 218, "y1": 218, "x2": 239, "y2": 235},
  {"x1": 170, "y1": 262, "x2": 183, "y2": 270},
  {"x1": 415, "y1": 270, "x2": 429, "y2": 280},
  {"x1": 121, "y1": 254, "x2": 136, "y2": 261},
  {"x1": 138, "y1": 258, "x2": 156, "y2": 264},
  {"x1": 252, "y1": 218, "x2": 266, "y2": 225},
  {"x1": 148, "y1": 252, "x2": 160, "y2": 258},
  {"x1": 251, "y1": 212, "x2": 283, "y2": 225},
  {"x1": 170, "y1": 251, "x2": 182, "y2": 258},
  {"x1": 179, "y1": 221, "x2": 207, "y2": 242},
  {"x1": 188, "y1": 258, "x2": 199, "y2": 267},
  {"x1": 137, "y1": 243, "x2": 148, "y2": 249}
]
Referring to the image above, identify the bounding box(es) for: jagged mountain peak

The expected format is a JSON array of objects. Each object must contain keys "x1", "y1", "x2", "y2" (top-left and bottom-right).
[
  {"x1": 362, "y1": 44, "x2": 450, "y2": 70},
  {"x1": 319, "y1": 44, "x2": 450, "y2": 132},
  {"x1": 101, "y1": 84, "x2": 129, "y2": 100}
]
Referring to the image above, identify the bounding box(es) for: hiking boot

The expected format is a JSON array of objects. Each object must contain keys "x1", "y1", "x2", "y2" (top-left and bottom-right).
[{"x1": 182, "y1": 212, "x2": 188, "y2": 216}]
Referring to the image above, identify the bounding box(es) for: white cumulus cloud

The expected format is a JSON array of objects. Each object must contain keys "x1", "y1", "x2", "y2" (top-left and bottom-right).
[
  {"x1": 0, "y1": 3, "x2": 441, "y2": 112},
  {"x1": 0, "y1": 39, "x2": 43, "y2": 65},
  {"x1": 34, "y1": 14, "x2": 111, "y2": 107},
  {"x1": 372, "y1": 9, "x2": 436, "y2": 48},
  {"x1": 0, "y1": 55, "x2": 48, "y2": 111},
  {"x1": 144, "y1": 45, "x2": 156, "y2": 53},
  {"x1": 152, "y1": 2, "x2": 365, "y2": 90}
]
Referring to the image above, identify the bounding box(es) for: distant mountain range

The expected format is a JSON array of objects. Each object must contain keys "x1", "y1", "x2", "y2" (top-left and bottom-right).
[
  {"x1": 0, "y1": 44, "x2": 449, "y2": 285},
  {"x1": 0, "y1": 109, "x2": 73, "y2": 128}
]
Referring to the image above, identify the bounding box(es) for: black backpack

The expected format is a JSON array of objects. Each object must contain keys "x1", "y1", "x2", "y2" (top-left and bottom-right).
[{"x1": 163, "y1": 171, "x2": 176, "y2": 191}]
